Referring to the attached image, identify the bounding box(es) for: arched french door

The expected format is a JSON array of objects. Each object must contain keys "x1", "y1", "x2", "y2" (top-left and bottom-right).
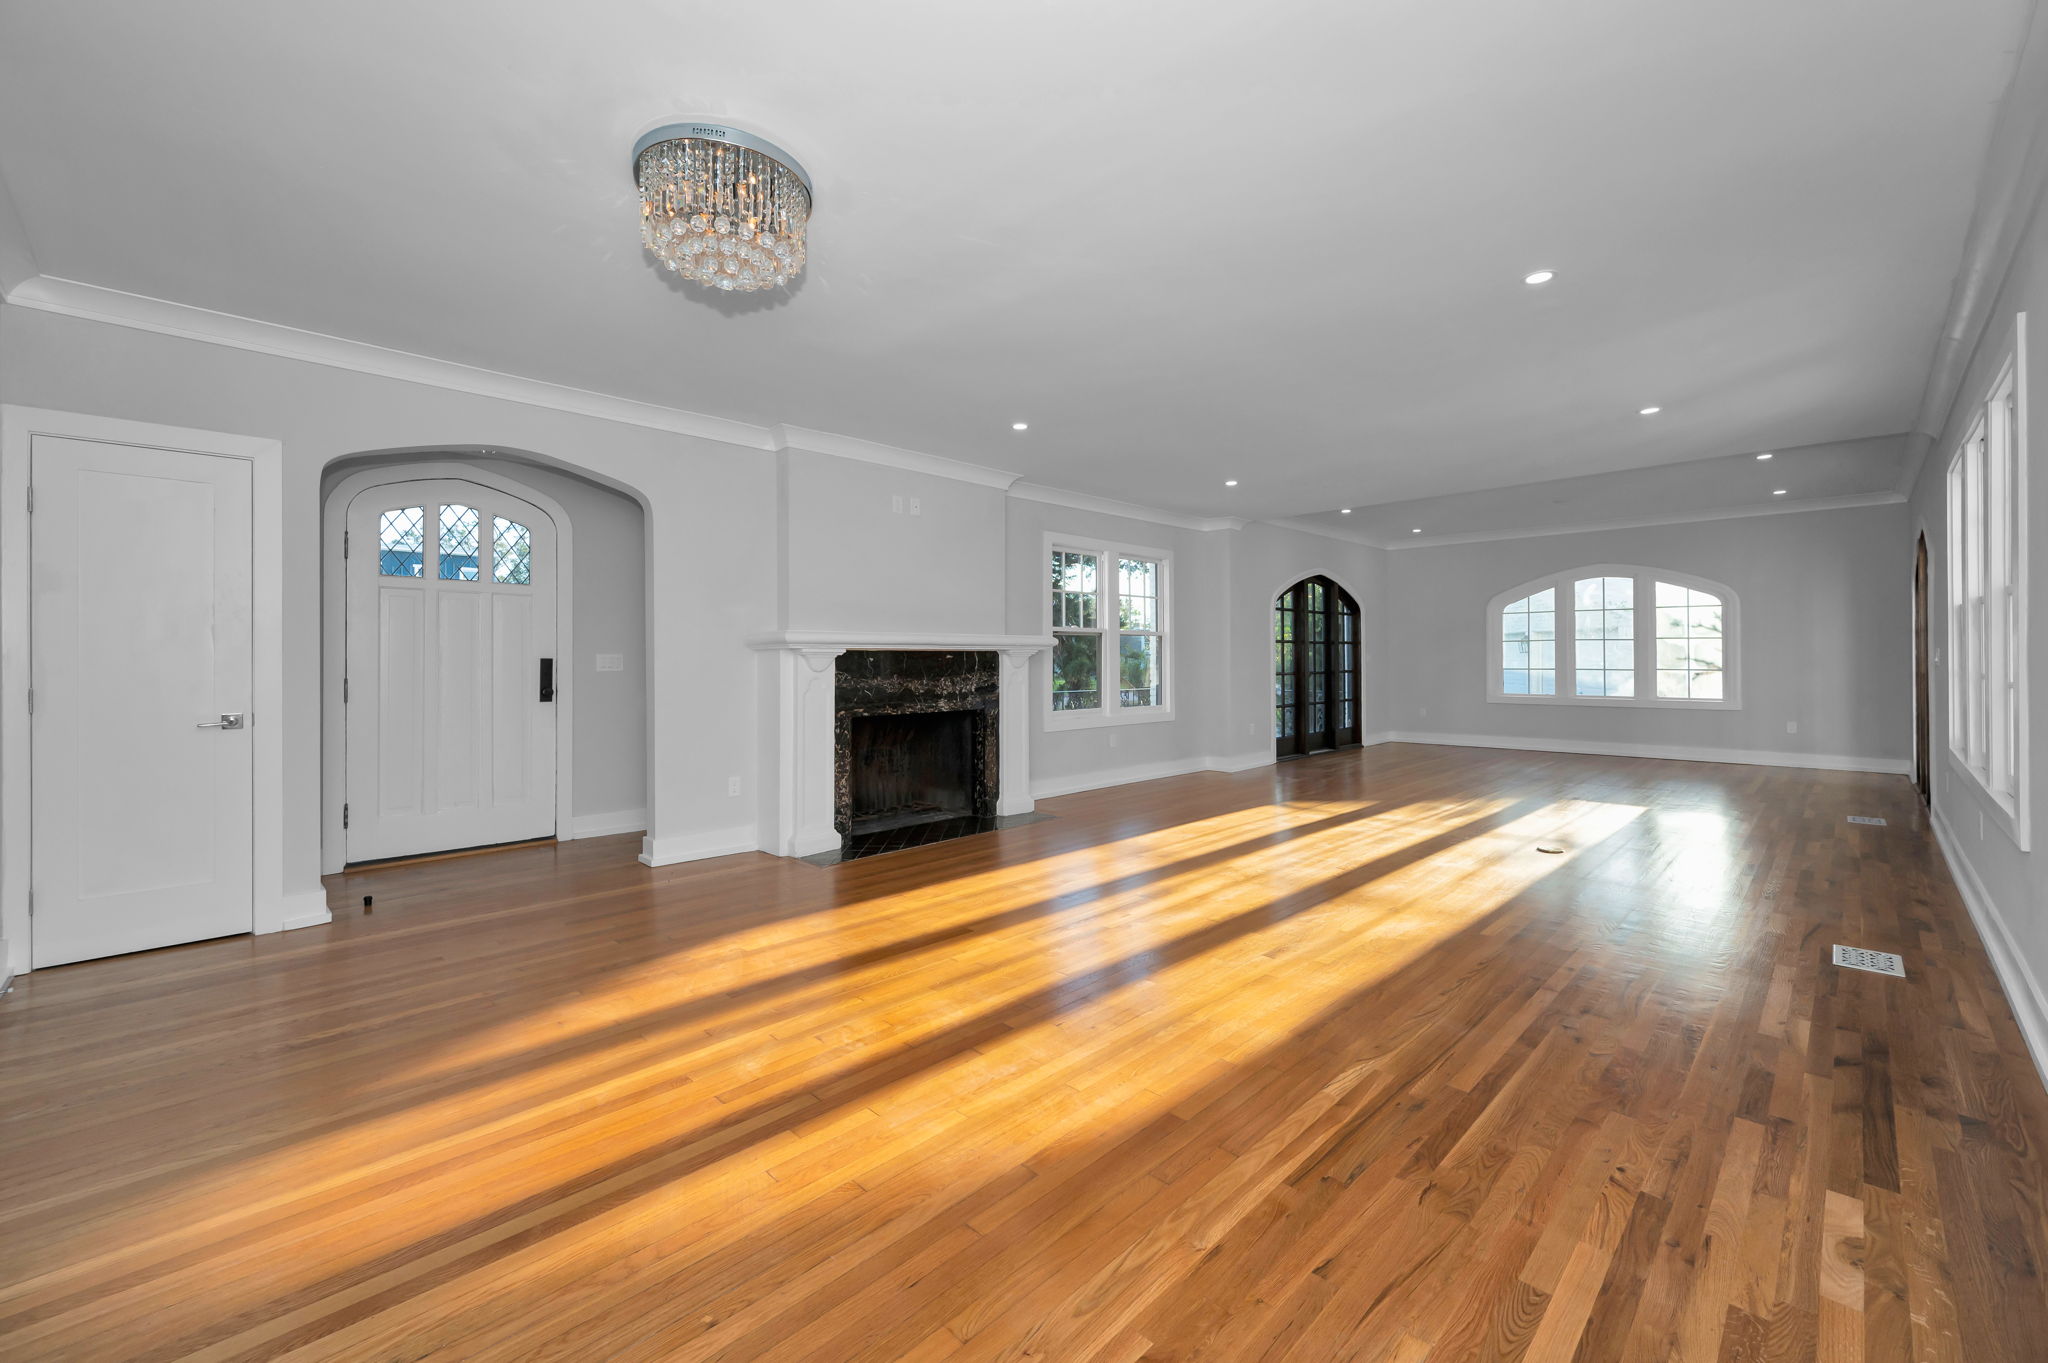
[{"x1": 1275, "y1": 577, "x2": 1362, "y2": 758}]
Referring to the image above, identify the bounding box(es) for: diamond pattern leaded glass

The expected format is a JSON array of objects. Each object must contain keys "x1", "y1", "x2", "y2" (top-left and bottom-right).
[
  {"x1": 492, "y1": 518, "x2": 531, "y2": 585},
  {"x1": 378, "y1": 506, "x2": 425, "y2": 577},
  {"x1": 438, "y1": 504, "x2": 481, "y2": 581}
]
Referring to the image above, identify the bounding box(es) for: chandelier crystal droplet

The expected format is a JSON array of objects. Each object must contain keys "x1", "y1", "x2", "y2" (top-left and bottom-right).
[{"x1": 634, "y1": 124, "x2": 812, "y2": 293}]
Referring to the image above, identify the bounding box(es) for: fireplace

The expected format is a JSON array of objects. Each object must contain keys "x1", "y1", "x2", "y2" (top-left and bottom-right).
[
  {"x1": 742, "y1": 631, "x2": 1046, "y2": 865},
  {"x1": 834, "y1": 651, "x2": 999, "y2": 843}
]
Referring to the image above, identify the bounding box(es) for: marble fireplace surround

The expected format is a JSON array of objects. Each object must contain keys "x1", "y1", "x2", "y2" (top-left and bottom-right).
[{"x1": 749, "y1": 632, "x2": 1051, "y2": 858}]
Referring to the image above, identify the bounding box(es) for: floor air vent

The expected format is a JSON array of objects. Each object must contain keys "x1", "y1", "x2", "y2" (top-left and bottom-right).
[
  {"x1": 1832, "y1": 944, "x2": 1905, "y2": 977},
  {"x1": 1846, "y1": 815, "x2": 1887, "y2": 826}
]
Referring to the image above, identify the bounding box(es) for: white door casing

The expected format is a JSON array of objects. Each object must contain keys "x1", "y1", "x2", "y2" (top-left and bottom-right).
[
  {"x1": 29, "y1": 436, "x2": 256, "y2": 966},
  {"x1": 345, "y1": 478, "x2": 558, "y2": 862}
]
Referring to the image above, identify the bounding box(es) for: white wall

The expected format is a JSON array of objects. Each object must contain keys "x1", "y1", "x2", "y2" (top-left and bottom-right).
[{"x1": 1380, "y1": 504, "x2": 1911, "y2": 768}]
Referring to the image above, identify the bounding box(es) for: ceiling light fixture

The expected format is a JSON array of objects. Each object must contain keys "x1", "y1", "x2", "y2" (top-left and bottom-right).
[
  {"x1": 1523, "y1": 269, "x2": 1557, "y2": 285},
  {"x1": 634, "y1": 121, "x2": 812, "y2": 292},
  {"x1": 1638, "y1": 406, "x2": 1662, "y2": 416},
  {"x1": 1756, "y1": 452, "x2": 1773, "y2": 460},
  {"x1": 1412, "y1": 527, "x2": 1422, "y2": 534},
  {"x1": 1225, "y1": 479, "x2": 1239, "y2": 487},
  {"x1": 1340, "y1": 508, "x2": 1353, "y2": 514},
  {"x1": 1012, "y1": 422, "x2": 1029, "y2": 431},
  {"x1": 1772, "y1": 489, "x2": 1788, "y2": 496}
]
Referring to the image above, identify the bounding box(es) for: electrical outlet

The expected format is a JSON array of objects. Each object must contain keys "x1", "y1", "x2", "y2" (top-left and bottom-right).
[
  {"x1": 1786, "y1": 720, "x2": 1797, "y2": 734},
  {"x1": 595, "y1": 653, "x2": 624, "y2": 673},
  {"x1": 909, "y1": 497, "x2": 922, "y2": 516},
  {"x1": 727, "y1": 776, "x2": 741, "y2": 797}
]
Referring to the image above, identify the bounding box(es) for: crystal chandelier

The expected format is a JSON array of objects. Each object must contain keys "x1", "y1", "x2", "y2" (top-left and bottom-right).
[{"x1": 633, "y1": 122, "x2": 812, "y2": 293}]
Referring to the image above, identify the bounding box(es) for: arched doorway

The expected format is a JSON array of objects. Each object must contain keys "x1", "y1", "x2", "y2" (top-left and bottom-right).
[{"x1": 1275, "y1": 576, "x2": 1361, "y2": 757}]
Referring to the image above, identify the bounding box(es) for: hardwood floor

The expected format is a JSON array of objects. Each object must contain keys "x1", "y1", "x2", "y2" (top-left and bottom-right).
[{"x1": 3, "y1": 743, "x2": 2046, "y2": 1361}]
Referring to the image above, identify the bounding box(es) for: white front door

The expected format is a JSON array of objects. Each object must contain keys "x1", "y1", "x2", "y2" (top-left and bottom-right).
[
  {"x1": 345, "y1": 479, "x2": 558, "y2": 862},
  {"x1": 30, "y1": 436, "x2": 254, "y2": 967}
]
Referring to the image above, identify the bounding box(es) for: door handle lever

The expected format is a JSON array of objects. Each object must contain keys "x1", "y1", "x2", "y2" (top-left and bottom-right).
[{"x1": 197, "y1": 713, "x2": 245, "y2": 730}]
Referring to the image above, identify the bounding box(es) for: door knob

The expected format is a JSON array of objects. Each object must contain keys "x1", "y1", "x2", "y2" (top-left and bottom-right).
[{"x1": 197, "y1": 713, "x2": 245, "y2": 729}]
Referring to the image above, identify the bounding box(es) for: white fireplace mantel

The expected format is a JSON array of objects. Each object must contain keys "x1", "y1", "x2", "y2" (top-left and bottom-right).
[{"x1": 749, "y1": 631, "x2": 1053, "y2": 858}]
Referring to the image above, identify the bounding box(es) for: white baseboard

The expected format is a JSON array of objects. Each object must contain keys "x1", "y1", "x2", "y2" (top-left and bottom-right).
[
  {"x1": 639, "y1": 825, "x2": 759, "y2": 868},
  {"x1": 1031, "y1": 752, "x2": 1273, "y2": 800},
  {"x1": 0, "y1": 939, "x2": 13, "y2": 997},
  {"x1": 280, "y1": 888, "x2": 334, "y2": 932},
  {"x1": 568, "y1": 808, "x2": 647, "y2": 840},
  {"x1": 1931, "y1": 811, "x2": 2048, "y2": 1088},
  {"x1": 1379, "y1": 730, "x2": 1911, "y2": 776}
]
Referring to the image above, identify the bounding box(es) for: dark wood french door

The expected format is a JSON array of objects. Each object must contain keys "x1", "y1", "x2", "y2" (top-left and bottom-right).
[{"x1": 1275, "y1": 576, "x2": 1362, "y2": 758}]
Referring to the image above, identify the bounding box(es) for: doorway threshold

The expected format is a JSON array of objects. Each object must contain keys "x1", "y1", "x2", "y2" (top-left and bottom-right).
[{"x1": 343, "y1": 836, "x2": 557, "y2": 872}]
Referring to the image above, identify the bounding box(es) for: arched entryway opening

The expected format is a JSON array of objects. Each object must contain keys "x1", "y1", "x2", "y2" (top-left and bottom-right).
[
  {"x1": 1274, "y1": 576, "x2": 1362, "y2": 758},
  {"x1": 318, "y1": 450, "x2": 650, "y2": 873}
]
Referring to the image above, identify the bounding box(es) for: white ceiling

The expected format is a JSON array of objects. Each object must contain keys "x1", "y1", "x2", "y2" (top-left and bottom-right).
[
  {"x1": 0, "y1": 1, "x2": 2030, "y2": 522},
  {"x1": 1298, "y1": 433, "x2": 1909, "y2": 546}
]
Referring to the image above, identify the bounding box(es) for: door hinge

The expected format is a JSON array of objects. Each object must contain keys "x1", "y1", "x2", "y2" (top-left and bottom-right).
[
  {"x1": 342, "y1": 676, "x2": 349, "y2": 703},
  {"x1": 25, "y1": 688, "x2": 32, "y2": 715},
  {"x1": 26, "y1": 890, "x2": 32, "y2": 918},
  {"x1": 343, "y1": 529, "x2": 350, "y2": 558},
  {"x1": 24, "y1": 485, "x2": 33, "y2": 513},
  {"x1": 343, "y1": 803, "x2": 350, "y2": 830}
]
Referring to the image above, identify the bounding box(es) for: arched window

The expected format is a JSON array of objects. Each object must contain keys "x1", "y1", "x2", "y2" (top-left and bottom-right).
[
  {"x1": 1275, "y1": 577, "x2": 1361, "y2": 756},
  {"x1": 1488, "y1": 565, "x2": 1739, "y2": 708}
]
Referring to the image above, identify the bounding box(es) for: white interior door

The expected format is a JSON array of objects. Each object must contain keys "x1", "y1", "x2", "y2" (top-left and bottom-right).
[
  {"x1": 345, "y1": 479, "x2": 557, "y2": 862},
  {"x1": 30, "y1": 435, "x2": 254, "y2": 967}
]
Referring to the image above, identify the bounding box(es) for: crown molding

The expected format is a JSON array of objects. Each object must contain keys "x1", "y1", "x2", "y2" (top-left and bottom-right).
[
  {"x1": 1384, "y1": 490, "x2": 1907, "y2": 549},
  {"x1": 5, "y1": 275, "x2": 779, "y2": 450},
  {"x1": 771, "y1": 424, "x2": 1020, "y2": 490},
  {"x1": 1903, "y1": 2, "x2": 2048, "y2": 489},
  {"x1": 1259, "y1": 515, "x2": 1393, "y2": 549},
  {"x1": 1006, "y1": 481, "x2": 1244, "y2": 532}
]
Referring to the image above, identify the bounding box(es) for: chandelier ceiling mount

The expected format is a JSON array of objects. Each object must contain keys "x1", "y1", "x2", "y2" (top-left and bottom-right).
[{"x1": 632, "y1": 121, "x2": 813, "y2": 293}]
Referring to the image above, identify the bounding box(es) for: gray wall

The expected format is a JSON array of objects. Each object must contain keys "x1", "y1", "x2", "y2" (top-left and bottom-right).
[
  {"x1": 1910, "y1": 178, "x2": 2048, "y2": 1012},
  {"x1": 1381, "y1": 504, "x2": 1912, "y2": 765}
]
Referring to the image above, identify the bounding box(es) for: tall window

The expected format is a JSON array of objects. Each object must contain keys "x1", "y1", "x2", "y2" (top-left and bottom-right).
[
  {"x1": 1947, "y1": 335, "x2": 2026, "y2": 839},
  {"x1": 1046, "y1": 536, "x2": 1172, "y2": 726},
  {"x1": 1275, "y1": 576, "x2": 1361, "y2": 757},
  {"x1": 1489, "y1": 566, "x2": 1737, "y2": 709}
]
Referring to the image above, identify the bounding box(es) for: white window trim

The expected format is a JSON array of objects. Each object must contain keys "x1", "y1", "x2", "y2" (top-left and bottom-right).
[
  {"x1": 1944, "y1": 313, "x2": 2029, "y2": 850},
  {"x1": 1486, "y1": 563, "x2": 1743, "y2": 709},
  {"x1": 1042, "y1": 531, "x2": 1176, "y2": 730}
]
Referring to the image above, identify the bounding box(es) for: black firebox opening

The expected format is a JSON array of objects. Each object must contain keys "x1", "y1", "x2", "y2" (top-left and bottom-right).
[{"x1": 848, "y1": 710, "x2": 978, "y2": 835}]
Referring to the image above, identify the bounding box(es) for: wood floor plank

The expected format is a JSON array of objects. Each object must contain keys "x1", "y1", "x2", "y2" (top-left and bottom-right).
[{"x1": 2, "y1": 745, "x2": 2046, "y2": 1360}]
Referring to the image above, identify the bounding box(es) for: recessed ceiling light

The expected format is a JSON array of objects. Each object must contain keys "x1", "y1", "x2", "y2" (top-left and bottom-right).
[
  {"x1": 1638, "y1": 406, "x2": 1662, "y2": 416},
  {"x1": 1524, "y1": 269, "x2": 1556, "y2": 285},
  {"x1": 1756, "y1": 451, "x2": 1773, "y2": 460},
  {"x1": 1011, "y1": 422, "x2": 1028, "y2": 431},
  {"x1": 1340, "y1": 508, "x2": 1353, "y2": 514},
  {"x1": 1225, "y1": 479, "x2": 1239, "y2": 487},
  {"x1": 1772, "y1": 489, "x2": 1788, "y2": 496},
  {"x1": 1412, "y1": 527, "x2": 1423, "y2": 534}
]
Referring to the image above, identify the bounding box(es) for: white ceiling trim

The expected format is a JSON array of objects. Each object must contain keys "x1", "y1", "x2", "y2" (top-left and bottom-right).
[
  {"x1": 1260, "y1": 515, "x2": 1393, "y2": 549},
  {"x1": 771, "y1": 423, "x2": 1019, "y2": 490},
  {"x1": 1007, "y1": 481, "x2": 1246, "y2": 533},
  {"x1": 1386, "y1": 490, "x2": 1907, "y2": 549},
  {"x1": 1900, "y1": 3, "x2": 2048, "y2": 494},
  {"x1": 4, "y1": 274, "x2": 779, "y2": 449}
]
